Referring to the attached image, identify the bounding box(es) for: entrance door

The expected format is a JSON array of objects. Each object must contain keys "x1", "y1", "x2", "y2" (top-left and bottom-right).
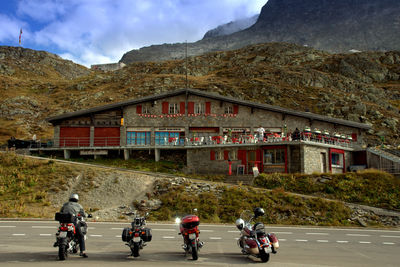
[{"x1": 320, "y1": 152, "x2": 327, "y2": 173}]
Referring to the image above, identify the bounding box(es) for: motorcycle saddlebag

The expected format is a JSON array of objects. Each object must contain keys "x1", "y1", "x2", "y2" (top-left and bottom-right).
[
  {"x1": 122, "y1": 227, "x2": 132, "y2": 242},
  {"x1": 55, "y1": 212, "x2": 74, "y2": 223},
  {"x1": 141, "y1": 228, "x2": 152, "y2": 242},
  {"x1": 268, "y1": 233, "x2": 279, "y2": 249}
]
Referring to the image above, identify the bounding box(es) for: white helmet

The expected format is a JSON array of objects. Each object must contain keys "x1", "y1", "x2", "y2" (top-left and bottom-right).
[
  {"x1": 235, "y1": 218, "x2": 245, "y2": 230},
  {"x1": 69, "y1": 193, "x2": 79, "y2": 202}
]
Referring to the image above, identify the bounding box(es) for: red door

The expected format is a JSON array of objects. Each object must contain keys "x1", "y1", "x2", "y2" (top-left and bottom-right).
[
  {"x1": 94, "y1": 127, "x2": 120, "y2": 146},
  {"x1": 60, "y1": 127, "x2": 90, "y2": 147},
  {"x1": 238, "y1": 150, "x2": 247, "y2": 173}
]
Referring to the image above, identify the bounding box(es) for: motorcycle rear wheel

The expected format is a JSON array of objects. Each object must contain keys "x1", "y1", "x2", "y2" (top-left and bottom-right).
[
  {"x1": 191, "y1": 243, "x2": 198, "y2": 261},
  {"x1": 58, "y1": 244, "x2": 67, "y2": 261},
  {"x1": 131, "y1": 243, "x2": 140, "y2": 257},
  {"x1": 259, "y1": 249, "x2": 270, "y2": 262}
]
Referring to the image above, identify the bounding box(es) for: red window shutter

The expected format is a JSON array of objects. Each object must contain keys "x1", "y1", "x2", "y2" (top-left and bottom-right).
[
  {"x1": 162, "y1": 102, "x2": 169, "y2": 114},
  {"x1": 233, "y1": 105, "x2": 239, "y2": 114},
  {"x1": 180, "y1": 102, "x2": 185, "y2": 114},
  {"x1": 210, "y1": 150, "x2": 215, "y2": 160},
  {"x1": 351, "y1": 133, "x2": 357, "y2": 142},
  {"x1": 205, "y1": 102, "x2": 211, "y2": 114},
  {"x1": 188, "y1": 102, "x2": 194, "y2": 114},
  {"x1": 224, "y1": 150, "x2": 229, "y2": 160},
  {"x1": 136, "y1": 105, "x2": 142, "y2": 114}
]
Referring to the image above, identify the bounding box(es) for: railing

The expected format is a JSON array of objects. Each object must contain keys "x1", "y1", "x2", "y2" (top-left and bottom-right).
[{"x1": 30, "y1": 132, "x2": 359, "y2": 149}]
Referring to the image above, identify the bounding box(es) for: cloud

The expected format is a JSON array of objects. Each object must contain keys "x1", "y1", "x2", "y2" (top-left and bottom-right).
[{"x1": 6, "y1": 0, "x2": 267, "y2": 66}]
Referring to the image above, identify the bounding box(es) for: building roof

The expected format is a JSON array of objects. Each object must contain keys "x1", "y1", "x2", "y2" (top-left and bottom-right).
[{"x1": 47, "y1": 88, "x2": 371, "y2": 130}]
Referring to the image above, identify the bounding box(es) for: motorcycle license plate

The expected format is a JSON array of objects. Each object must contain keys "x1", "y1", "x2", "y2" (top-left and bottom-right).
[
  {"x1": 133, "y1": 236, "x2": 141, "y2": 242},
  {"x1": 59, "y1": 232, "x2": 67, "y2": 238},
  {"x1": 189, "y1": 233, "x2": 196, "y2": 239}
]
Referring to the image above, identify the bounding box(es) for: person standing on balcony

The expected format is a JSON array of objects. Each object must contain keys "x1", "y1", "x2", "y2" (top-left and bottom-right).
[{"x1": 256, "y1": 126, "x2": 265, "y2": 142}]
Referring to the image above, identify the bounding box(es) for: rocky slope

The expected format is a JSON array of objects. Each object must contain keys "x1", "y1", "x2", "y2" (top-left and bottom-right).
[
  {"x1": 0, "y1": 43, "x2": 399, "y2": 145},
  {"x1": 120, "y1": 0, "x2": 400, "y2": 64}
]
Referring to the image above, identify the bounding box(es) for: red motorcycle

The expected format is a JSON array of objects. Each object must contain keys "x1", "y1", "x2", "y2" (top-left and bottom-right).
[
  {"x1": 176, "y1": 211, "x2": 204, "y2": 260},
  {"x1": 235, "y1": 208, "x2": 279, "y2": 262}
]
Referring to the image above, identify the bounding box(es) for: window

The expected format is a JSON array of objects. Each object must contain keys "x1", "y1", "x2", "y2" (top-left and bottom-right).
[
  {"x1": 229, "y1": 150, "x2": 238, "y2": 160},
  {"x1": 127, "y1": 132, "x2": 151, "y2": 145},
  {"x1": 155, "y1": 132, "x2": 181, "y2": 145},
  {"x1": 142, "y1": 105, "x2": 150, "y2": 114},
  {"x1": 331, "y1": 153, "x2": 344, "y2": 167},
  {"x1": 224, "y1": 105, "x2": 233, "y2": 114},
  {"x1": 195, "y1": 103, "x2": 205, "y2": 114},
  {"x1": 215, "y1": 150, "x2": 224, "y2": 160},
  {"x1": 169, "y1": 103, "x2": 179, "y2": 114},
  {"x1": 264, "y1": 149, "x2": 285, "y2": 165}
]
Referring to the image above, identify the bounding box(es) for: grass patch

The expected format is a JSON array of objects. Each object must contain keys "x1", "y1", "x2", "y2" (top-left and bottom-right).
[{"x1": 254, "y1": 170, "x2": 400, "y2": 211}]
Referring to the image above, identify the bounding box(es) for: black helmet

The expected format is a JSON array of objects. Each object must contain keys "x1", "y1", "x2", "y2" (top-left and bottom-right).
[{"x1": 254, "y1": 207, "x2": 265, "y2": 218}]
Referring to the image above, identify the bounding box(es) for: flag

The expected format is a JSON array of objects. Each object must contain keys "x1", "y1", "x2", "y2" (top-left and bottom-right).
[{"x1": 19, "y1": 28, "x2": 23, "y2": 45}]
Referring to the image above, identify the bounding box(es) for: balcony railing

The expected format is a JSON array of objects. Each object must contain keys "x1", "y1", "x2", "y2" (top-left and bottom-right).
[{"x1": 29, "y1": 131, "x2": 359, "y2": 149}]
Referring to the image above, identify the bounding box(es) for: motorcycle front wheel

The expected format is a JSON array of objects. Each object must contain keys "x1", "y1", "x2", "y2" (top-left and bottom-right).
[
  {"x1": 259, "y1": 249, "x2": 270, "y2": 262},
  {"x1": 58, "y1": 244, "x2": 67, "y2": 261}
]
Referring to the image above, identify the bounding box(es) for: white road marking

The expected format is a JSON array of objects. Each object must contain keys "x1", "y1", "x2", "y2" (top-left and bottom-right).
[
  {"x1": 152, "y1": 229, "x2": 176, "y2": 231},
  {"x1": 87, "y1": 227, "x2": 95, "y2": 230},
  {"x1": 336, "y1": 241, "x2": 349, "y2": 243},
  {"x1": 228, "y1": 230, "x2": 239, "y2": 233},
  {"x1": 274, "y1": 232, "x2": 293, "y2": 234},
  {"x1": 306, "y1": 233, "x2": 329, "y2": 235},
  {"x1": 380, "y1": 235, "x2": 400, "y2": 238},
  {"x1": 359, "y1": 241, "x2": 371, "y2": 244},
  {"x1": 279, "y1": 239, "x2": 287, "y2": 241},
  {"x1": 12, "y1": 234, "x2": 26, "y2": 236},
  {"x1": 383, "y1": 242, "x2": 395, "y2": 245},
  {"x1": 201, "y1": 230, "x2": 214, "y2": 232},
  {"x1": 209, "y1": 237, "x2": 222, "y2": 240},
  {"x1": 162, "y1": 236, "x2": 175, "y2": 239},
  {"x1": 111, "y1": 228, "x2": 123, "y2": 230},
  {"x1": 347, "y1": 234, "x2": 370, "y2": 237},
  {"x1": 234, "y1": 238, "x2": 239, "y2": 240},
  {"x1": 0, "y1": 226, "x2": 16, "y2": 228},
  {"x1": 115, "y1": 235, "x2": 121, "y2": 238},
  {"x1": 32, "y1": 226, "x2": 55, "y2": 229},
  {"x1": 39, "y1": 234, "x2": 52, "y2": 236},
  {"x1": 89, "y1": 234, "x2": 103, "y2": 237},
  {"x1": 296, "y1": 239, "x2": 308, "y2": 242},
  {"x1": 317, "y1": 240, "x2": 329, "y2": 243}
]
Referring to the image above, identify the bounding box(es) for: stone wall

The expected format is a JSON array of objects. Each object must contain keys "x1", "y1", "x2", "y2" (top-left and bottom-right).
[
  {"x1": 303, "y1": 145, "x2": 329, "y2": 173},
  {"x1": 91, "y1": 62, "x2": 126, "y2": 72}
]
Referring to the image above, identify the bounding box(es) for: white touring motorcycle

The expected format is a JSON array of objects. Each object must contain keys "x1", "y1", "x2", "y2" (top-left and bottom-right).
[
  {"x1": 235, "y1": 208, "x2": 279, "y2": 262},
  {"x1": 122, "y1": 212, "x2": 152, "y2": 257}
]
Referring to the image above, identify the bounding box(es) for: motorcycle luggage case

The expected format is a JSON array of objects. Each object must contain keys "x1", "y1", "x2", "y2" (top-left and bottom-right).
[
  {"x1": 268, "y1": 233, "x2": 279, "y2": 249},
  {"x1": 181, "y1": 215, "x2": 200, "y2": 229},
  {"x1": 55, "y1": 212, "x2": 74, "y2": 223},
  {"x1": 122, "y1": 227, "x2": 132, "y2": 242},
  {"x1": 141, "y1": 228, "x2": 152, "y2": 242}
]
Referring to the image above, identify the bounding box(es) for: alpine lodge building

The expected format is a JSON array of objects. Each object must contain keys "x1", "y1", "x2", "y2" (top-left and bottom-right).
[{"x1": 43, "y1": 88, "x2": 371, "y2": 175}]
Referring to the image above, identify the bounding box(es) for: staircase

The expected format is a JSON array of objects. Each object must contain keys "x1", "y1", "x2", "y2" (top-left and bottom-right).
[{"x1": 367, "y1": 147, "x2": 400, "y2": 177}]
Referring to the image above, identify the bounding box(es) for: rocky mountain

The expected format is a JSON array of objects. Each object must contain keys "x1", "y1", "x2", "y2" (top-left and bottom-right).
[
  {"x1": 120, "y1": 0, "x2": 400, "y2": 64},
  {"x1": 0, "y1": 43, "x2": 399, "y2": 146},
  {"x1": 203, "y1": 15, "x2": 258, "y2": 39}
]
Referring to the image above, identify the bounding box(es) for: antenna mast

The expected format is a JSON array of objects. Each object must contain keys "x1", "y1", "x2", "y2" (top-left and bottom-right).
[{"x1": 185, "y1": 40, "x2": 188, "y2": 88}]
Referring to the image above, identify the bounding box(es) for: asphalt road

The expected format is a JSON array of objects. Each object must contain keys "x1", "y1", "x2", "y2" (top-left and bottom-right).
[{"x1": 0, "y1": 220, "x2": 399, "y2": 266}]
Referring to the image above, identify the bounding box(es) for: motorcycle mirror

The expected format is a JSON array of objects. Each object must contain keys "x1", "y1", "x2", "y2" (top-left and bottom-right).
[
  {"x1": 145, "y1": 212, "x2": 149, "y2": 217},
  {"x1": 87, "y1": 214, "x2": 93, "y2": 218},
  {"x1": 193, "y1": 208, "x2": 198, "y2": 213}
]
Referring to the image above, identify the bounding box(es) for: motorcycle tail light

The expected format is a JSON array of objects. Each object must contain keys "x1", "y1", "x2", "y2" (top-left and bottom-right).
[
  {"x1": 60, "y1": 227, "x2": 68, "y2": 231},
  {"x1": 134, "y1": 233, "x2": 140, "y2": 237},
  {"x1": 141, "y1": 231, "x2": 145, "y2": 235}
]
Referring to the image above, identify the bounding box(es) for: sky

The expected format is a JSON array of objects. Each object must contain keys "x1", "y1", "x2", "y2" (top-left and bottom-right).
[{"x1": 0, "y1": 0, "x2": 266, "y2": 67}]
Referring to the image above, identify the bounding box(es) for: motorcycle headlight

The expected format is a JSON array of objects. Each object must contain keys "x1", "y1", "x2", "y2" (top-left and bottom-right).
[{"x1": 175, "y1": 217, "x2": 181, "y2": 224}]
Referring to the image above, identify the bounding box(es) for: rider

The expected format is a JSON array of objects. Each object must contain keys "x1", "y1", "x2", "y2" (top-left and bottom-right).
[{"x1": 60, "y1": 193, "x2": 88, "y2": 258}]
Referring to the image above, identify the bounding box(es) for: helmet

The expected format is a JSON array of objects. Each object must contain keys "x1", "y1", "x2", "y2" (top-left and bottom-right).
[
  {"x1": 235, "y1": 218, "x2": 245, "y2": 230},
  {"x1": 69, "y1": 193, "x2": 79, "y2": 202},
  {"x1": 254, "y1": 207, "x2": 265, "y2": 218}
]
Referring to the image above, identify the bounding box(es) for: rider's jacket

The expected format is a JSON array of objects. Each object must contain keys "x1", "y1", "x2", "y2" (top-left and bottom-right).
[{"x1": 60, "y1": 201, "x2": 86, "y2": 217}]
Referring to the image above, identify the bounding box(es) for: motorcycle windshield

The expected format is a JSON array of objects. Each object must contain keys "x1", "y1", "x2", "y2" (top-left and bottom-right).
[{"x1": 240, "y1": 210, "x2": 254, "y2": 224}]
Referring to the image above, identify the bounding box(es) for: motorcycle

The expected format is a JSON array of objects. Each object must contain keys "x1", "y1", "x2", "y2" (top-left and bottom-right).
[
  {"x1": 235, "y1": 208, "x2": 279, "y2": 263},
  {"x1": 176, "y1": 210, "x2": 204, "y2": 260},
  {"x1": 122, "y1": 212, "x2": 152, "y2": 257},
  {"x1": 54, "y1": 212, "x2": 90, "y2": 260}
]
